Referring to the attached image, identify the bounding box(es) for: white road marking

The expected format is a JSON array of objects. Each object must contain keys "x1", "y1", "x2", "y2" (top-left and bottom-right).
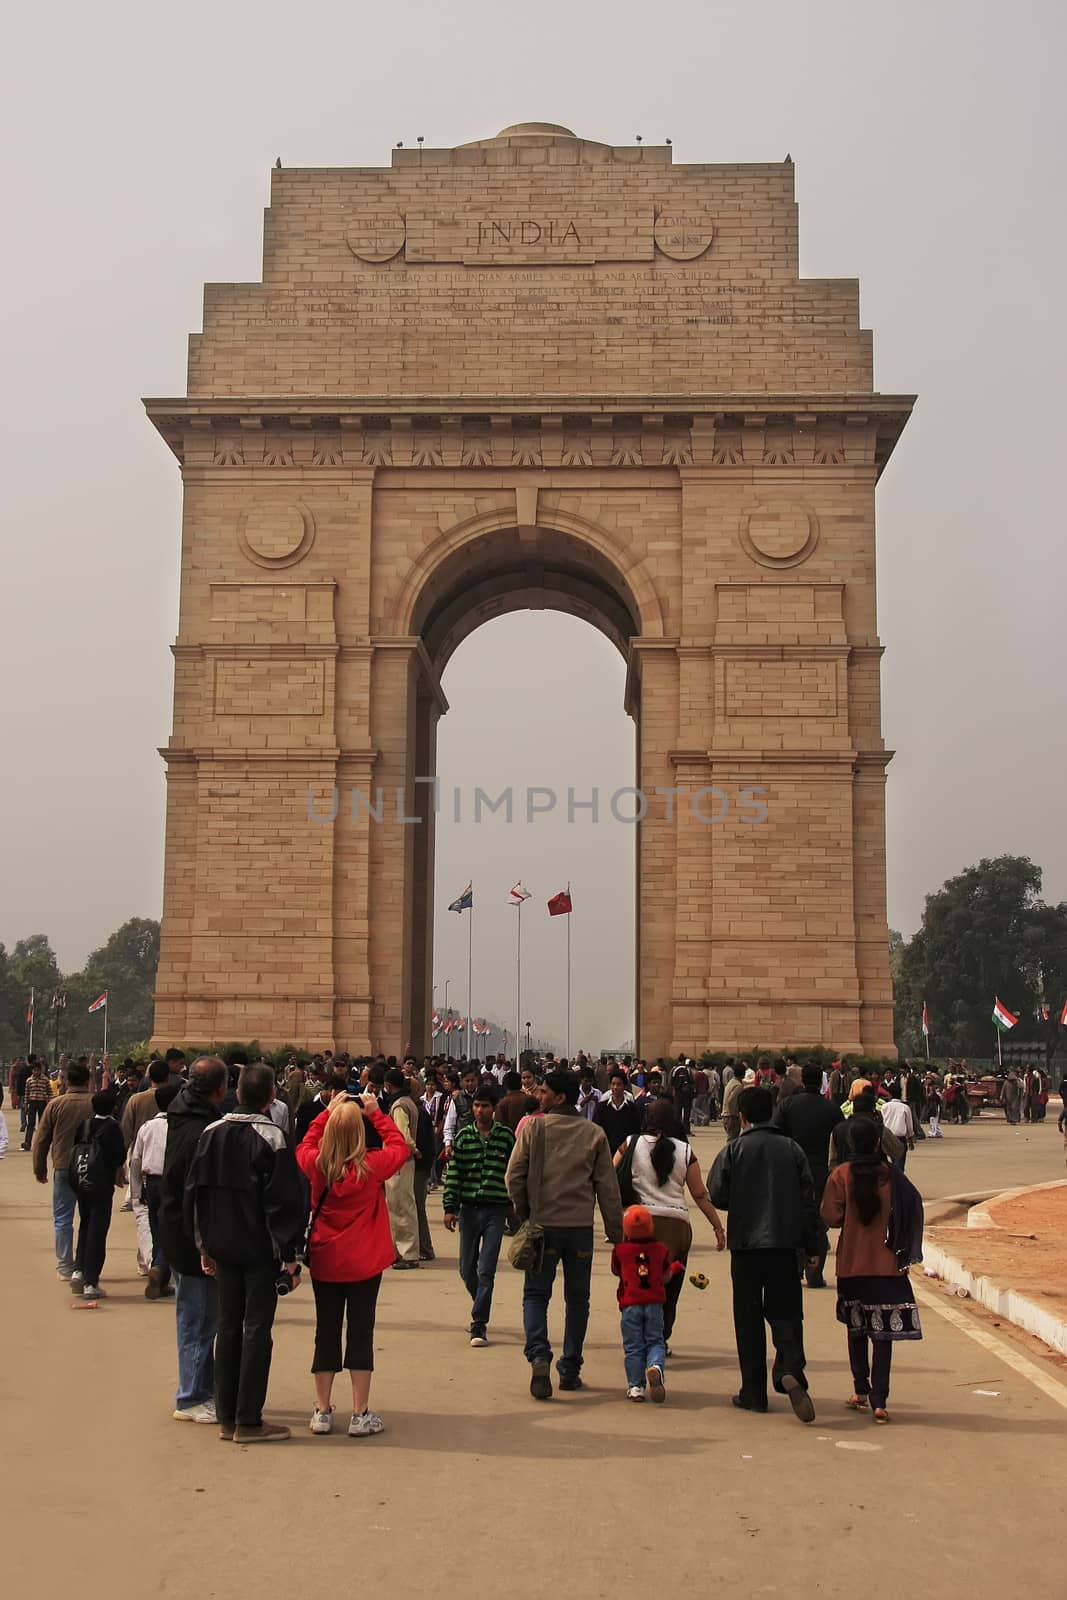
[{"x1": 914, "y1": 1282, "x2": 1067, "y2": 1412}]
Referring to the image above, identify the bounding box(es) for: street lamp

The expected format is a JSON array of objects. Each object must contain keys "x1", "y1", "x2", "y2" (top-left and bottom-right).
[{"x1": 525, "y1": 1020, "x2": 532, "y2": 1054}]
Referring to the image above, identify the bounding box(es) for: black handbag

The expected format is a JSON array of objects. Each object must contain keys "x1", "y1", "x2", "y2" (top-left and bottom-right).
[{"x1": 615, "y1": 1133, "x2": 641, "y2": 1209}]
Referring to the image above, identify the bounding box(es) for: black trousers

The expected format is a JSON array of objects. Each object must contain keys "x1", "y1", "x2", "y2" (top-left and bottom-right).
[
  {"x1": 730, "y1": 1248, "x2": 807, "y2": 1404},
  {"x1": 214, "y1": 1261, "x2": 279, "y2": 1428},
  {"x1": 74, "y1": 1191, "x2": 114, "y2": 1284},
  {"x1": 142, "y1": 1174, "x2": 171, "y2": 1284},
  {"x1": 311, "y1": 1275, "x2": 381, "y2": 1371}
]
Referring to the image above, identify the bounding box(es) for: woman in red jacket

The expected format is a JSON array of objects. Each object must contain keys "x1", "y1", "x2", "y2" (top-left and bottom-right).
[{"x1": 296, "y1": 1091, "x2": 410, "y2": 1437}]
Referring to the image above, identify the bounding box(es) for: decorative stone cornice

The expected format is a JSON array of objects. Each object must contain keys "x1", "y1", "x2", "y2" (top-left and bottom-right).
[{"x1": 144, "y1": 395, "x2": 914, "y2": 478}]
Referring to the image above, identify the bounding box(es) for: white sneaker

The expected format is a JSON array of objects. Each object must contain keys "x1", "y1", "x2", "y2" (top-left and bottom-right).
[
  {"x1": 626, "y1": 1385, "x2": 646, "y2": 1402},
  {"x1": 470, "y1": 1335, "x2": 489, "y2": 1348},
  {"x1": 309, "y1": 1407, "x2": 334, "y2": 1435},
  {"x1": 173, "y1": 1401, "x2": 217, "y2": 1424},
  {"x1": 82, "y1": 1284, "x2": 106, "y2": 1299},
  {"x1": 348, "y1": 1409, "x2": 385, "y2": 1437}
]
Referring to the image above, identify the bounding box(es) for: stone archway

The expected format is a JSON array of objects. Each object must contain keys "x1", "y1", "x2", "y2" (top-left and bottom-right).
[{"x1": 146, "y1": 121, "x2": 912, "y2": 1058}]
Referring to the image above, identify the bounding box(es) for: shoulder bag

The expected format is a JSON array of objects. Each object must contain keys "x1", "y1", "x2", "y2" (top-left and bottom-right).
[{"x1": 507, "y1": 1117, "x2": 546, "y2": 1272}]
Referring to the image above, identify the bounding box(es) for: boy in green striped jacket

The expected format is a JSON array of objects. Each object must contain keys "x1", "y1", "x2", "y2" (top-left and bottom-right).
[{"x1": 443, "y1": 1088, "x2": 516, "y2": 1346}]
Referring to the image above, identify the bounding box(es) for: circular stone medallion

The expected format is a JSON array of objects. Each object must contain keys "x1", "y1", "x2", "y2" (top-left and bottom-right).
[
  {"x1": 654, "y1": 213, "x2": 715, "y2": 261},
  {"x1": 740, "y1": 504, "x2": 818, "y2": 568},
  {"x1": 346, "y1": 214, "x2": 406, "y2": 263},
  {"x1": 238, "y1": 504, "x2": 315, "y2": 567}
]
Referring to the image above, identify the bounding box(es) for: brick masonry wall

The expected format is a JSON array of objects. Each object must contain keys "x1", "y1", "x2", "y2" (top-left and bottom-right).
[{"x1": 149, "y1": 123, "x2": 910, "y2": 1058}]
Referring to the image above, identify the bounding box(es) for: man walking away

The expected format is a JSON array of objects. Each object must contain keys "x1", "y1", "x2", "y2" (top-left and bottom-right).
[
  {"x1": 130, "y1": 1082, "x2": 181, "y2": 1299},
  {"x1": 708, "y1": 1086, "x2": 820, "y2": 1423},
  {"x1": 880, "y1": 1086, "x2": 916, "y2": 1171},
  {"x1": 185, "y1": 1063, "x2": 308, "y2": 1442},
  {"x1": 158, "y1": 1056, "x2": 229, "y2": 1424},
  {"x1": 506, "y1": 1068, "x2": 624, "y2": 1400},
  {"x1": 443, "y1": 1086, "x2": 516, "y2": 1345},
  {"x1": 68, "y1": 1088, "x2": 127, "y2": 1298},
  {"x1": 32, "y1": 1060, "x2": 93, "y2": 1279},
  {"x1": 721, "y1": 1068, "x2": 745, "y2": 1142},
  {"x1": 775, "y1": 1064, "x2": 844, "y2": 1287}
]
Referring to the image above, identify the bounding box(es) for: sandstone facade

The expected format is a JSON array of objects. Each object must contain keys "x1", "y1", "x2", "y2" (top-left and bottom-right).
[{"x1": 147, "y1": 121, "x2": 912, "y2": 1057}]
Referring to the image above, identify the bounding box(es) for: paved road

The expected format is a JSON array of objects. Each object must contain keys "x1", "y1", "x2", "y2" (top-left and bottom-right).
[{"x1": 2, "y1": 1108, "x2": 1064, "y2": 1600}]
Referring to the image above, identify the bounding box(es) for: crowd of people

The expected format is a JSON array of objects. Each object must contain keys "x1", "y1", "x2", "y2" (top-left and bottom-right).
[{"x1": 2, "y1": 1040, "x2": 1060, "y2": 1442}]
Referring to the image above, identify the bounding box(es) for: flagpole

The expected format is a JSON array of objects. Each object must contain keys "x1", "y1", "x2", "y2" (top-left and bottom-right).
[
  {"x1": 996, "y1": 1025, "x2": 1002, "y2": 1067},
  {"x1": 516, "y1": 898, "x2": 522, "y2": 1065},
  {"x1": 103, "y1": 995, "x2": 108, "y2": 1057},
  {"x1": 566, "y1": 888, "x2": 572, "y2": 1061},
  {"x1": 28, "y1": 987, "x2": 34, "y2": 1057},
  {"x1": 466, "y1": 894, "x2": 473, "y2": 1063}
]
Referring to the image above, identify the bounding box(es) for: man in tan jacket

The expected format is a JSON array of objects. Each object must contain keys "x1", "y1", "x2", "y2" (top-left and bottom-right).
[
  {"x1": 506, "y1": 1067, "x2": 623, "y2": 1401},
  {"x1": 32, "y1": 1061, "x2": 95, "y2": 1278},
  {"x1": 383, "y1": 1068, "x2": 420, "y2": 1267}
]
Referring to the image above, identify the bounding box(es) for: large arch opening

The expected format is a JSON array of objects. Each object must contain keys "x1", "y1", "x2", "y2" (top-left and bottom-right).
[{"x1": 403, "y1": 520, "x2": 646, "y2": 1056}]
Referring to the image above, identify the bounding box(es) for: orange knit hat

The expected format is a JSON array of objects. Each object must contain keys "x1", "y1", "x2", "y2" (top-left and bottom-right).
[{"x1": 623, "y1": 1204, "x2": 654, "y2": 1240}]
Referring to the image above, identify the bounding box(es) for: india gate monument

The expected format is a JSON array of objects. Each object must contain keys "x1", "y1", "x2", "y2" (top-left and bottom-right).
[{"x1": 146, "y1": 122, "x2": 912, "y2": 1059}]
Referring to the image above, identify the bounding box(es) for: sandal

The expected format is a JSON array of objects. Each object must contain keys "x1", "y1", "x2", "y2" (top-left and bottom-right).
[
  {"x1": 873, "y1": 1408, "x2": 891, "y2": 1424},
  {"x1": 845, "y1": 1395, "x2": 867, "y2": 1411}
]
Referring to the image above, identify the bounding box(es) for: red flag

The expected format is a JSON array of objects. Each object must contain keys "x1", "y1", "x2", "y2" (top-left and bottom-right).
[
  {"x1": 547, "y1": 889, "x2": 573, "y2": 917},
  {"x1": 921, "y1": 1001, "x2": 929, "y2": 1038},
  {"x1": 26, "y1": 994, "x2": 34, "y2": 1024},
  {"x1": 1061, "y1": 998, "x2": 1067, "y2": 1027},
  {"x1": 88, "y1": 992, "x2": 107, "y2": 1014}
]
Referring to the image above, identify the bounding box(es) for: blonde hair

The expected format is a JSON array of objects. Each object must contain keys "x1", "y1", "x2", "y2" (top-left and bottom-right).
[{"x1": 317, "y1": 1097, "x2": 369, "y2": 1186}]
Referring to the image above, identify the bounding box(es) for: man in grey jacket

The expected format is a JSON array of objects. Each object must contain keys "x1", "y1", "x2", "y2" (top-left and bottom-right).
[{"x1": 506, "y1": 1068, "x2": 623, "y2": 1401}]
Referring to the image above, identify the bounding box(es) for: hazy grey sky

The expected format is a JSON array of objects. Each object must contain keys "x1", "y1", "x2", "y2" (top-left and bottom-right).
[{"x1": 2, "y1": 0, "x2": 1064, "y2": 1050}]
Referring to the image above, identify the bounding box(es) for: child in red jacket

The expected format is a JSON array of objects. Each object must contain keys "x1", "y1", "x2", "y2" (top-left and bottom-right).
[{"x1": 610, "y1": 1204, "x2": 683, "y2": 1403}]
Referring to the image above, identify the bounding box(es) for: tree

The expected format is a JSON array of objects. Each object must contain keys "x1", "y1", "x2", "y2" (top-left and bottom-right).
[
  {"x1": 79, "y1": 918, "x2": 160, "y2": 1052},
  {"x1": 895, "y1": 856, "x2": 1045, "y2": 1058}
]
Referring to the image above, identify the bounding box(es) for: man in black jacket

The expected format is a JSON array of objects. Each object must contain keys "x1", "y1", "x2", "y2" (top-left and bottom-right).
[
  {"x1": 708, "y1": 1086, "x2": 820, "y2": 1422},
  {"x1": 185, "y1": 1063, "x2": 308, "y2": 1442},
  {"x1": 159, "y1": 1056, "x2": 228, "y2": 1424},
  {"x1": 593, "y1": 1070, "x2": 643, "y2": 1155},
  {"x1": 774, "y1": 1064, "x2": 845, "y2": 1287}
]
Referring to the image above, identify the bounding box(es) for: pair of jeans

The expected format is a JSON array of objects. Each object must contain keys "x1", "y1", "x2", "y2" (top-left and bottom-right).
[
  {"x1": 522, "y1": 1224, "x2": 594, "y2": 1379},
  {"x1": 620, "y1": 1302, "x2": 666, "y2": 1387},
  {"x1": 74, "y1": 1191, "x2": 114, "y2": 1284},
  {"x1": 457, "y1": 1203, "x2": 507, "y2": 1335},
  {"x1": 730, "y1": 1248, "x2": 807, "y2": 1406},
  {"x1": 52, "y1": 1169, "x2": 77, "y2": 1271},
  {"x1": 847, "y1": 1330, "x2": 893, "y2": 1409},
  {"x1": 173, "y1": 1270, "x2": 218, "y2": 1409},
  {"x1": 214, "y1": 1260, "x2": 279, "y2": 1429}
]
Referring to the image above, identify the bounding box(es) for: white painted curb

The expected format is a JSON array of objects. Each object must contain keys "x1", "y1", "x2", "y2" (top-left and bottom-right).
[{"x1": 924, "y1": 1195, "x2": 1067, "y2": 1358}]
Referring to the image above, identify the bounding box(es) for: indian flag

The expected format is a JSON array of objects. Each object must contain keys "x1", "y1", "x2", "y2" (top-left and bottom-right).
[{"x1": 992, "y1": 998, "x2": 1017, "y2": 1032}]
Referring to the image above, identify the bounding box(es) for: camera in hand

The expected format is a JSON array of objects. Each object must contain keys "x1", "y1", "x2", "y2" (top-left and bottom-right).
[{"x1": 275, "y1": 1265, "x2": 301, "y2": 1296}]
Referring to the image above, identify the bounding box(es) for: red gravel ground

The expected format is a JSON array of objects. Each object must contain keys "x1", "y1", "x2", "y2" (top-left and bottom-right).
[{"x1": 927, "y1": 1177, "x2": 1067, "y2": 1316}]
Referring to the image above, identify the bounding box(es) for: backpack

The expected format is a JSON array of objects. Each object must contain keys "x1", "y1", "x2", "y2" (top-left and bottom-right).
[
  {"x1": 673, "y1": 1066, "x2": 693, "y2": 1096},
  {"x1": 69, "y1": 1117, "x2": 110, "y2": 1197}
]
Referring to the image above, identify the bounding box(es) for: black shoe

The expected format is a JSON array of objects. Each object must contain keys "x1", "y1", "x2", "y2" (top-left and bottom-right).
[
  {"x1": 782, "y1": 1374, "x2": 816, "y2": 1424},
  {"x1": 530, "y1": 1360, "x2": 553, "y2": 1401},
  {"x1": 804, "y1": 1273, "x2": 827, "y2": 1289},
  {"x1": 558, "y1": 1375, "x2": 584, "y2": 1392},
  {"x1": 419, "y1": 1251, "x2": 436, "y2": 1261},
  {"x1": 732, "y1": 1393, "x2": 768, "y2": 1413}
]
